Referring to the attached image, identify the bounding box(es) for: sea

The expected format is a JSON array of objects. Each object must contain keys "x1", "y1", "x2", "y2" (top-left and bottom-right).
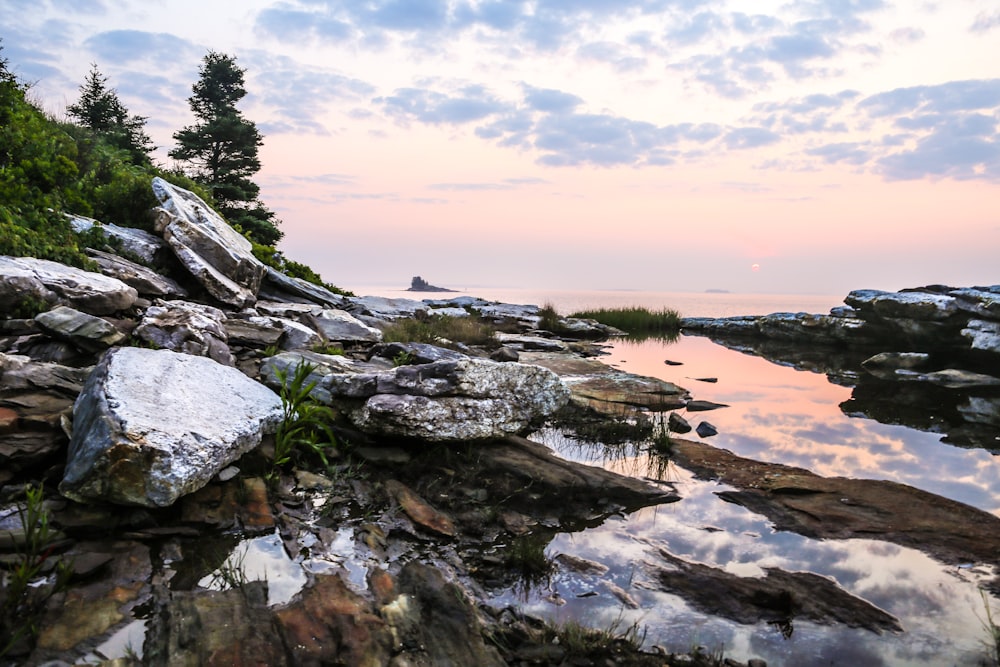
[{"x1": 343, "y1": 284, "x2": 846, "y2": 319}]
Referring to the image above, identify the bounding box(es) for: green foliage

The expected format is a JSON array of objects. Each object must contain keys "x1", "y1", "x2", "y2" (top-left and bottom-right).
[
  {"x1": 537, "y1": 302, "x2": 563, "y2": 333},
  {"x1": 380, "y1": 313, "x2": 499, "y2": 348},
  {"x1": 0, "y1": 485, "x2": 74, "y2": 659},
  {"x1": 569, "y1": 306, "x2": 682, "y2": 341},
  {"x1": 271, "y1": 361, "x2": 338, "y2": 480},
  {"x1": 392, "y1": 350, "x2": 416, "y2": 367},
  {"x1": 66, "y1": 64, "x2": 153, "y2": 166},
  {"x1": 170, "y1": 51, "x2": 281, "y2": 245}
]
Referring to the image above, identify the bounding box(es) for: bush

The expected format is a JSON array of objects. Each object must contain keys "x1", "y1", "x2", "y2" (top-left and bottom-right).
[{"x1": 569, "y1": 306, "x2": 682, "y2": 341}]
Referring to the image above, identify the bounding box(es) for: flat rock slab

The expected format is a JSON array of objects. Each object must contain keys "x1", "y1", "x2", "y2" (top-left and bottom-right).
[
  {"x1": 0, "y1": 255, "x2": 137, "y2": 315},
  {"x1": 60, "y1": 347, "x2": 282, "y2": 507},
  {"x1": 519, "y1": 350, "x2": 689, "y2": 413},
  {"x1": 669, "y1": 438, "x2": 1000, "y2": 572},
  {"x1": 34, "y1": 305, "x2": 125, "y2": 352}
]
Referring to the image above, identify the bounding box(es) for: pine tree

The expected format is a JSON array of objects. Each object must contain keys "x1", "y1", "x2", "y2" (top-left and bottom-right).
[
  {"x1": 66, "y1": 64, "x2": 154, "y2": 165},
  {"x1": 169, "y1": 51, "x2": 281, "y2": 245}
]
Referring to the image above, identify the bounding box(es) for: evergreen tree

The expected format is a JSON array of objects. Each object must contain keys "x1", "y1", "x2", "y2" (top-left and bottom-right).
[
  {"x1": 169, "y1": 51, "x2": 281, "y2": 245},
  {"x1": 66, "y1": 64, "x2": 154, "y2": 165}
]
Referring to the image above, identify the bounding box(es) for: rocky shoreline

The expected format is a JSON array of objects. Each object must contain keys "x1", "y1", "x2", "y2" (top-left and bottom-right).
[{"x1": 1, "y1": 178, "x2": 997, "y2": 665}]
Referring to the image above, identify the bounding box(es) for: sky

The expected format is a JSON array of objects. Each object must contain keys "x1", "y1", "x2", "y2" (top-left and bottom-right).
[{"x1": 1, "y1": 0, "x2": 998, "y2": 296}]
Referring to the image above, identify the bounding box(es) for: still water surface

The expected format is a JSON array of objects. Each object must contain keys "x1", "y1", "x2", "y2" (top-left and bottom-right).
[
  {"x1": 209, "y1": 286, "x2": 997, "y2": 665},
  {"x1": 350, "y1": 286, "x2": 999, "y2": 666}
]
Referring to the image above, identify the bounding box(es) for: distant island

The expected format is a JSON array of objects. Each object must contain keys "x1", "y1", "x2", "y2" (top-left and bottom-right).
[
  {"x1": 705, "y1": 289, "x2": 731, "y2": 294},
  {"x1": 406, "y1": 276, "x2": 457, "y2": 292}
]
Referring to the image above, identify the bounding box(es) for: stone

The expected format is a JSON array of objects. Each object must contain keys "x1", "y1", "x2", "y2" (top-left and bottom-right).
[
  {"x1": 860, "y1": 352, "x2": 931, "y2": 371},
  {"x1": 385, "y1": 479, "x2": 456, "y2": 537},
  {"x1": 33, "y1": 306, "x2": 125, "y2": 352},
  {"x1": 262, "y1": 353, "x2": 570, "y2": 441},
  {"x1": 260, "y1": 267, "x2": 347, "y2": 308},
  {"x1": 60, "y1": 347, "x2": 283, "y2": 507},
  {"x1": 686, "y1": 399, "x2": 728, "y2": 412},
  {"x1": 308, "y1": 308, "x2": 384, "y2": 344},
  {"x1": 345, "y1": 295, "x2": 429, "y2": 321},
  {"x1": 68, "y1": 214, "x2": 171, "y2": 265},
  {"x1": 223, "y1": 317, "x2": 284, "y2": 348},
  {"x1": 962, "y1": 319, "x2": 1000, "y2": 354},
  {"x1": 0, "y1": 255, "x2": 138, "y2": 315},
  {"x1": 490, "y1": 346, "x2": 520, "y2": 362},
  {"x1": 151, "y1": 177, "x2": 266, "y2": 308},
  {"x1": 696, "y1": 421, "x2": 718, "y2": 437},
  {"x1": 846, "y1": 288, "x2": 959, "y2": 321},
  {"x1": 85, "y1": 248, "x2": 187, "y2": 298},
  {"x1": 494, "y1": 332, "x2": 569, "y2": 352},
  {"x1": 370, "y1": 341, "x2": 468, "y2": 365},
  {"x1": 134, "y1": 299, "x2": 233, "y2": 365},
  {"x1": 668, "y1": 411, "x2": 692, "y2": 433}
]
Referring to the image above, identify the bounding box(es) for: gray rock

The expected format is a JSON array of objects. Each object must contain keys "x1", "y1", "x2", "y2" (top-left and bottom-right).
[
  {"x1": 962, "y1": 319, "x2": 1000, "y2": 354},
  {"x1": 135, "y1": 299, "x2": 233, "y2": 365},
  {"x1": 491, "y1": 346, "x2": 520, "y2": 362},
  {"x1": 151, "y1": 177, "x2": 266, "y2": 308},
  {"x1": 60, "y1": 347, "x2": 283, "y2": 507},
  {"x1": 69, "y1": 214, "x2": 170, "y2": 265},
  {"x1": 846, "y1": 289, "x2": 958, "y2": 321},
  {"x1": 668, "y1": 411, "x2": 692, "y2": 433},
  {"x1": 696, "y1": 421, "x2": 718, "y2": 437},
  {"x1": 345, "y1": 295, "x2": 429, "y2": 321},
  {"x1": 371, "y1": 342, "x2": 468, "y2": 365},
  {"x1": 950, "y1": 287, "x2": 1000, "y2": 318},
  {"x1": 0, "y1": 255, "x2": 138, "y2": 315},
  {"x1": 33, "y1": 305, "x2": 125, "y2": 352},
  {"x1": 308, "y1": 308, "x2": 383, "y2": 344},
  {"x1": 494, "y1": 332, "x2": 569, "y2": 351},
  {"x1": 223, "y1": 317, "x2": 284, "y2": 348},
  {"x1": 261, "y1": 267, "x2": 346, "y2": 308},
  {"x1": 262, "y1": 353, "x2": 569, "y2": 441},
  {"x1": 85, "y1": 248, "x2": 188, "y2": 298}
]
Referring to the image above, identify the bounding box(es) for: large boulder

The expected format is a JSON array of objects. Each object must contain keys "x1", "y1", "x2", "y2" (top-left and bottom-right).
[
  {"x1": 308, "y1": 308, "x2": 383, "y2": 344},
  {"x1": 60, "y1": 348, "x2": 283, "y2": 507},
  {"x1": 151, "y1": 177, "x2": 266, "y2": 308},
  {"x1": 262, "y1": 352, "x2": 569, "y2": 441},
  {"x1": 0, "y1": 256, "x2": 137, "y2": 315}
]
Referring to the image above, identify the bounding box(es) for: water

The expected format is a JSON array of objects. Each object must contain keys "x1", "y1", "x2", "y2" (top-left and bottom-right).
[
  {"x1": 341, "y1": 285, "x2": 999, "y2": 666},
  {"x1": 221, "y1": 286, "x2": 998, "y2": 665}
]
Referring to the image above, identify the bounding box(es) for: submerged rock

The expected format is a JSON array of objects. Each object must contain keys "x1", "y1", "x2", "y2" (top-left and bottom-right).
[{"x1": 60, "y1": 347, "x2": 282, "y2": 507}]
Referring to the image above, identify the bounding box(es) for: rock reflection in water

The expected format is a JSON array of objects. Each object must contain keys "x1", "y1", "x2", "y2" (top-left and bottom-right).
[{"x1": 507, "y1": 334, "x2": 1000, "y2": 666}]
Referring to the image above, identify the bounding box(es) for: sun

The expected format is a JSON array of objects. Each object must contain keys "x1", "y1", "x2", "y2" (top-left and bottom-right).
[{"x1": 751, "y1": 263, "x2": 761, "y2": 272}]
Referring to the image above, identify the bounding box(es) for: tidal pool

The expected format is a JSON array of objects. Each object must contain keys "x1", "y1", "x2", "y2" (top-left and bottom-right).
[{"x1": 496, "y1": 334, "x2": 1000, "y2": 667}]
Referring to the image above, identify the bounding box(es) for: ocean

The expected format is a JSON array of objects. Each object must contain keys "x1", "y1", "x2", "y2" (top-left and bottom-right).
[{"x1": 344, "y1": 285, "x2": 846, "y2": 319}]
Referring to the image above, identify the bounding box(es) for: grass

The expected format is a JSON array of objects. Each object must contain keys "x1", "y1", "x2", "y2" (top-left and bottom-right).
[
  {"x1": 0, "y1": 485, "x2": 73, "y2": 659},
  {"x1": 504, "y1": 533, "x2": 555, "y2": 596},
  {"x1": 552, "y1": 614, "x2": 647, "y2": 655},
  {"x1": 980, "y1": 589, "x2": 1000, "y2": 666},
  {"x1": 569, "y1": 306, "x2": 682, "y2": 341},
  {"x1": 270, "y1": 360, "x2": 338, "y2": 480},
  {"x1": 380, "y1": 312, "x2": 508, "y2": 348}
]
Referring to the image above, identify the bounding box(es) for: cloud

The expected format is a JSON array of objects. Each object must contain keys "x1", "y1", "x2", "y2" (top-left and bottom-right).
[
  {"x1": 248, "y1": 54, "x2": 374, "y2": 133},
  {"x1": 723, "y1": 126, "x2": 781, "y2": 149},
  {"x1": 428, "y1": 177, "x2": 546, "y2": 191},
  {"x1": 523, "y1": 85, "x2": 583, "y2": 113},
  {"x1": 971, "y1": 11, "x2": 1000, "y2": 32},
  {"x1": 859, "y1": 79, "x2": 1000, "y2": 116},
  {"x1": 255, "y1": 6, "x2": 354, "y2": 42},
  {"x1": 377, "y1": 85, "x2": 510, "y2": 124},
  {"x1": 805, "y1": 142, "x2": 870, "y2": 165},
  {"x1": 83, "y1": 30, "x2": 199, "y2": 64}
]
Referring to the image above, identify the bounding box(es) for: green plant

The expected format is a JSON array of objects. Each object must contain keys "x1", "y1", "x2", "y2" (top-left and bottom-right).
[
  {"x1": 537, "y1": 302, "x2": 565, "y2": 334},
  {"x1": 271, "y1": 361, "x2": 337, "y2": 480},
  {"x1": 209, "y1": 544, "x2": 252, "y2": 593},
  {"x1": 392, "y1": 350, "x2": 415, "y2": 367},
  {"x1": 311, "y1": 342, "x2": 344, "y2": 356},
  {"x1": 0, "y1": 485, "x2": 73, "y2": 659},
  {"x1": 980, "y1": 589, "x2": 1000, "y2": 666},
  {"x1": 569, "y1": 306, "x2": 682, "y2": 341},
  {"x1": 262, "y1": 343, "x2": 280, "y2": 358},
  {"x1": 504, "y1": 533, "x2": 555, "y2": 595},
  {"x1": 380, "y1": 313, "x2": 501, "y2": 348}
]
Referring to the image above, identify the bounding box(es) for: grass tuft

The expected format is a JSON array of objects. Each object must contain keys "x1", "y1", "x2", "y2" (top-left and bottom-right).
[{"x1": 569, "y1": 306, "x2": 681, "y2": 341}]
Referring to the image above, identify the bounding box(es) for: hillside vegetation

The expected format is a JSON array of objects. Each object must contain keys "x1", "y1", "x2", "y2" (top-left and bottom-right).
[{"x1": 0, "y1": 44, "x2": 342, "y2": 293}]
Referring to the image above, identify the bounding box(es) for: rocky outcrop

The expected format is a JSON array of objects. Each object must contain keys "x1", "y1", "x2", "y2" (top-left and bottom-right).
[
  {"x1": 0, "y1": 256, "x2": 138, "y2": 315},
  {"x1": 261, "y1": 351, "x2": 569, "y2": 441},
  {"x1": 85, "y1": 249, "x2": 188, "y2": 298},
  {"x1": 151, "y1": 177, "x2": 266, "y2": 308},
  {"x1": 682, "y1": 285, "x2": 1000, "y2": 362},
  {"x1": 68, "y1": 214, "x2": 172, "y2": 266},
  {"x1": 60, "y1": 347, "x2": 283, "y2": 507},
  {"x1": 33, "y1": 306, "x2": 125, "y2": 353}
]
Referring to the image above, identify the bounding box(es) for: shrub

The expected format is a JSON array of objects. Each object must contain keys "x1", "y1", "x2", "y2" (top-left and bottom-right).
[{"x1": 569, "y1": 306, "x2": 682, "y2": 341}]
